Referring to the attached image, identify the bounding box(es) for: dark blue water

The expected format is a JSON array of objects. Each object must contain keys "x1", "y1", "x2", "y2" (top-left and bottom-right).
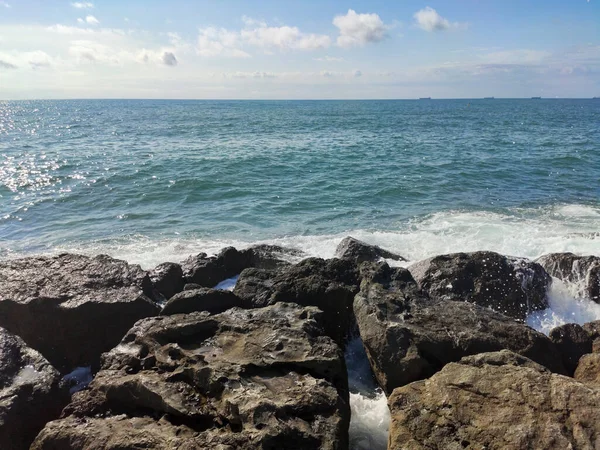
[{"x1": 1, "y1": 99, "x2": 599, "y2": 266}]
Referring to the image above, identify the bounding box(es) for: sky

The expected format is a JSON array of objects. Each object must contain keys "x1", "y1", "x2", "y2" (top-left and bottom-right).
[{"x1": 0, "y1": 0, "x2": 599, "y2": 99}]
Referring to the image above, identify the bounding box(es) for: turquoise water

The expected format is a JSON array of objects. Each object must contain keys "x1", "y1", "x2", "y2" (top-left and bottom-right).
[{"x1": 1, "y1": 99, "x2": 599, "y2": 267}]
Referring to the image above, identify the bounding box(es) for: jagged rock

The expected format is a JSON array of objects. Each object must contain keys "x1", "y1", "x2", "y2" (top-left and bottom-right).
[
  {"x1": 183, "y1": 282, "x2": 203, "y2": 290},
  {"x1": 334, "y1": 236, "x2": 406, "y2": 263},
  {"x1": 388, "y1": 350, "x2": 600, "y2": 450},
  {"x1": 233, "y1": 258, "x2": 360, "y2": 346},
  {"x1": 32, "y1": 303, "x2": 350, "y2": 450},
  {"x1": 583, "y1": 320, "x2": 600, "y2": 352},
  {"x1": 0, "y1": 327, "x2": 69, "y2": 450},
  {"x1": 0, "y1": 254, "x2": 160, "y2": 372},
  {"x1": 181, "y1": 245, "x2": 304, "y2": 288},
  {"x1": 409, "y1": 251, "x2": 551, "y2": 321},
  {"x1": 160, "y1": 288, "x2": 243, "y2": 316},
  {"x1": 574, "y1": 352, "x2": 600, "y2": 387},
  {"x1": 149, "y1": 262, "x2": 184, "y2": 300},
  {"x1": 549, "y1": 323, "x2": 592, "y2": 375},
  {"x1": 537, "y1": 252, "x2": 600, "y2": 302},
  {"x1": 354, "y1": 262, "x2": 565, "y2": 395}
]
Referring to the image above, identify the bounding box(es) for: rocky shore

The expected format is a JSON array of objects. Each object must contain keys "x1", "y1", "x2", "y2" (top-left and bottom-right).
[{"x1": 2, "y1": 238, "x2": 600, "y2": 449}]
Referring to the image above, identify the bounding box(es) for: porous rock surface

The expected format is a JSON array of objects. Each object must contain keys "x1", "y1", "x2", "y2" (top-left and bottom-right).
[
  {"x1": 0, "y1": 254, "x2": 160, "y2": 372},
  {"x1": 388, "y1": 350, "x2": 600, "y2": 450},
  {"x1": 31, "y1": 303, "x2": 350, "y2": 450},
  {"x1": 334, "y1": 236, "x2": 406, "y2": 264}
]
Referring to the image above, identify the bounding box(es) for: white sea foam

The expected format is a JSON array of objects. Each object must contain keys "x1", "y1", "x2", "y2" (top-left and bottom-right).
[
  {"x1": 345, "y1": 337, "x2": 390, "y2": 450},
  {"x1": 34, "y1": 204, "x2": 600, "y2": 270}
]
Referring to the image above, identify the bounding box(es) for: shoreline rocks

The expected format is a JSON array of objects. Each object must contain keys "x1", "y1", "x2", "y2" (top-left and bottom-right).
[
  {"x1": 537, "y1": 252, "x2": 600, "y2": 302},
  {"x1": 0, "y1": 327, "x2": 69, "y2": 450},
  {"x1": 0, "y1": 254, "x2": 161, "y2": 373}
]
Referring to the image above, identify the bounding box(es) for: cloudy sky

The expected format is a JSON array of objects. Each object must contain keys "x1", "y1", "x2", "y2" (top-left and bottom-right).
[{"x1": 0, "y1": 0, "x2": 599, "y2": 99}]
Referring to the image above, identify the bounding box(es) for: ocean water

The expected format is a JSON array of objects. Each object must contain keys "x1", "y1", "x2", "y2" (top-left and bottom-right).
[{"x1": 2, "y1": 99, "x2": 600, "y2": 448}]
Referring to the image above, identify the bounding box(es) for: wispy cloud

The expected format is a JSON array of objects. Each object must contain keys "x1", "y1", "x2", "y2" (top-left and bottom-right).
[
  {"x1": 314, "y1": 56, "x2": 344, "y2": 62},
  {"x1": 161, "y1": 52, "x2": 177, "y2": 66},
  {"x1": 0, "y1": 1, "x2": 10, "y2": 8},
  {"x1": 333, "y1": 9, "x2": 388, "y2": 48},
  {"x1": 414, "y1": 7, "x2": 465, "y2": 32},
  {"x1": 71, "y1": 2, "x2": 94, "y2": 8}
]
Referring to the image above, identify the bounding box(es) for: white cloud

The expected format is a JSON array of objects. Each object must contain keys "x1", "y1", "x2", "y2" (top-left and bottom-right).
[
  {"x1": 197, "y1": 27, "x2": 250, "y2": 58},
  {"x1": 0, "y1": 59, "x2": 17, "y2": 69},
  {"x1": 161, "y1": 51, "x2": 177, "y2": 66},
  {"x1": 241, "y1": 23, "x2": 330, "y2": 50},
  {"x1": 314, "y1": 56, "x2": 344, "y2": 62},
  {"x1": 0, "y1": 50, "x2": 54, "y2": 69},
  {"x1": 353, "y1": 69, "x2": 362, "y2": 77},
  {"x1": 414, "y1": 7, "x2": 463, "y2": 32},
  {"x1": 0, "y1": 1, "x2": 10, "y2": 8},
  {"x1": 77, "y1": 18, "x2": 84, "y2": 24},
  {"x1": 333, "y1": 9, "x2": 387, "y2": 48},
  {"x1": 85, "y1": 15, "x2": 99, "y2": 25},
  {"x1": 71, "y1": 2, "x2": 93, "y2": 8}
]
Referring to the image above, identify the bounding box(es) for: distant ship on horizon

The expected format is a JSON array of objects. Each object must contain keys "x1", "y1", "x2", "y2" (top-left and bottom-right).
[
  {"x1": 419, "y1": 97, "x2": 431, "y2": 100},
  {"x1": 484, "y1": 97, "x2": 495, "y2": 99},
  {"x1": 531, "y1": 96, "x2": 542, "y2": 99}
]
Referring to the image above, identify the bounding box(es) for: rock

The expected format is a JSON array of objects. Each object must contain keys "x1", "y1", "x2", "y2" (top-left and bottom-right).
[
  {"x1": 354, "y1": 262, "x2": 565, "y2": 395},
  {"x1": 549, "y1": 323, "x2": 592, "y2": 375},
  {"x1": 160, "y1": 288, "x2": 243, "y2": 316},
  {"x1": 574, "y1": 353, "x2": 600, "y2": 387},
  {"x1": 183, "y1": 283, "x2": 203, "y2": 290},
  {"x1": 536, "y1": 252, "x2": 600, "y2": 302},
  {"x1": 32, "y1": 303, "x2": 350, "y2": 450},
  {"x1": 0, "y1": 327, "x2": 69, "y2": 450},
  {"x1": 148, "y1": 262, "x2": 184, "y2": 300},
  {"x1": 234, "y1": 258, "x2": 360, "y2": 346},
  {"x1": 409, "y1": 251, "x2": 551, "y2": 321},
  {"x1": 181, "y1": 245, "x2": 305, "y2": 289},
  {"x1": 388, "y1": 350, "x2": 600, "y2": 450},
  {"x1": 583, "y1": 320, "x2": 600, "y2": 352},
  {"x1": 334, "y1": 236, "x2": 406, "y2": 263},
  {"x1": 0, "y1": 254, "x2": 161, "y2": 372}
]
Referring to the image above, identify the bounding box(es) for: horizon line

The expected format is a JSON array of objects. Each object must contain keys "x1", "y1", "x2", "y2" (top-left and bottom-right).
[{"x1": 2, "y1": 97, "x2": 599, "y2": 101}]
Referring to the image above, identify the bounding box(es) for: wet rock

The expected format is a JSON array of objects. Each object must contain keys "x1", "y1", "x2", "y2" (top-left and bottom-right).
[
  {"x1": 234, "y1": 258, "x2": 360, "y2": 346},
  {"x1": 183, "y1": 282, "x2": 203, "y2": 290},
  {"x1": 181, "y1": 245, "x2": 304, "y2": 288},
  {"x1": 160, "y1": 288, "x2": 243, "y2": 316},
  {"x1": 549, "y1": 323, "x2": 592, "y2": 375},
  {"x1": 32, "y1": 303, "x2": 350, "y2": 450},
  {"x1": 388, "y1": 350, "x2": 600, "y2": 450},
  {"x1": 409, "y1": 251, "x2": 551, "y2": 321},
  {"x1": 334, "y1": 236, "x2": 406, "y2": 264},
  {"x1": 0, "y1": 327, "x2": 69, "y2": 450},
  {"x1": 583, "y1": 320, "x2": 600, "y2": 352},
  {"x1": 149, "y1": 262, "x2": 184, "y2": 300},
  {"x1": 0, "y1": 254, "x2": 160, "y2": 372},
  {"x1": 536, "y1": 252, "x2": 600, "y2": 302},
  {"x1": 354, "y1": 262, "x2": 565, "y2": 395}
]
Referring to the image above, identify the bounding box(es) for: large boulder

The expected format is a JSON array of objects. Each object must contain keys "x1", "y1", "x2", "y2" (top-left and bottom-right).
[
  {"x1": 148, "y1": 262, "x2": 184, "y2": 300},
  {"x1": 409, "y1": 251, "x2": 551, "y2": 321},
  {"x1": 537, "y1": 253, "x2": 600, "y2": 302},
  {"x1": 0, "y1": 327, "x2": 69, "y2": 450},
  {"x1": 549, "y1": 323, "x2": 592, "y2": 375},
  {"x1": 233, "y1": 258, "x2": 360, "y2": 346},
  {"x1": 334, "y1": 236, "x2": 405, "y2": 264},
  {"x1": 354, "y1": 262, "x2": 565, "y2": 395},
  {"x1": 32, "y1": 303, "x2": 350, "y2": 450},
  {"x1": 574, "y1": 353, "x2": 600, "y2": 387},
  {"x1": 181, "y1": 245, "x2": 304, "y2": 288},
  {"x1": 160, "y1": 287, "x2": 243, "y2": 316},
  {"x1": 388, "y1": 350, "x2": 600, "y2": 450},
  {"x1": 0, "y1": 254, "x2": 160, "y2": 372}
]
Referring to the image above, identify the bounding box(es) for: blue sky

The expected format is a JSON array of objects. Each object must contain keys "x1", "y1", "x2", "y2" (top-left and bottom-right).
[{"x1": 0, "y1": 0, "x2": 598, "y2": 99}]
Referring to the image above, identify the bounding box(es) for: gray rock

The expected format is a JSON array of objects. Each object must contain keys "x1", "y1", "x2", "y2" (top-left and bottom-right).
[
  {"x1": 160, "y1": 288, "x2": 243, "y2": 316},
  {"x1": 0, "y1": 327, "x2": 69, "y2": 450},
  {"x1": 234, "y1": 258, "x2": 360, "y2": 347},
  {"x1": 354, "y1": 262, "x2": 565, "y2": 395},
  {"x1": 0, "y1": 254, "x2": 160, "y2": 372},
  {"x1": 32, "y1": 303, "x2": 350, "y2": 450},
  {"x1": 148, "y1": 262, "x2": 184, "y2": 300},
  {"x1": 388, "y1": 350, "x2": 600, "y2": 450},
  {"x1": 537, "y1": 252, "x2": 600, "y2": 302},
  {"x1": 409, "y1": 251, "x2": 551, "y2": 321},
  {"x1": 334, "y1": 236, "x2": 406, "y2": 263}
]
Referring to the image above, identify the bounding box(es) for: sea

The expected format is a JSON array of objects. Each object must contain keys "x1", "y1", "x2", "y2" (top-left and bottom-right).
[{"x1": 1, "y1": 98, "x2": 600, "y2": 448}]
